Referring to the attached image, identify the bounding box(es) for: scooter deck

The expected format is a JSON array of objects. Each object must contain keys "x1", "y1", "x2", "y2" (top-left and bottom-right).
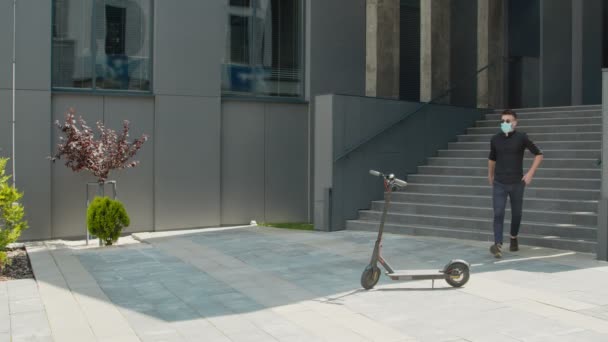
[{"x1": 387, "y1": 269, "x2": 445, "y2": 281}]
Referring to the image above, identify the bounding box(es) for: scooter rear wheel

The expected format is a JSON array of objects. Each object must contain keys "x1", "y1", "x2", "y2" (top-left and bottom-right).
[
  {"x1": 444, "y1": 262, "x2": 470, "y2": 287},
  {"x1": 361, "y1": 265, "x2": 381, "y2": 290}
]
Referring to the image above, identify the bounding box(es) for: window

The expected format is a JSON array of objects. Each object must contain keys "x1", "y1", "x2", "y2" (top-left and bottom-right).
[
  {"x1": 52, "y1": 0, "x2": 152, "y2": 92},
  {"x1": 223, "y1": 0, "x2": 303, "y2": 98}
]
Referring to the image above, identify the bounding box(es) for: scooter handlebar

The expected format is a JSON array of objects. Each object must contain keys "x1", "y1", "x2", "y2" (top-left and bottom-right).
[
  {"x1": 369, "y1": 170, "x2": 407, "y2": 188},
  {"x1": 393, "y1": 178, "x2": 408, "y2": 188},
  {"x1": 369, "y1": 170, "x2": 382, "y2": 177}
]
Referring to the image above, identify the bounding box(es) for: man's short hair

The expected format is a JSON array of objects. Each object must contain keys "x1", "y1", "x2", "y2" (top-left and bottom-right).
[{"x1": 501, "y1": 109, "x2": 517, "y2": 119}]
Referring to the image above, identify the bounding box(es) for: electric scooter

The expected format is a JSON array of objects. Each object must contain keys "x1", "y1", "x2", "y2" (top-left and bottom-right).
[{"x1": 360, "y1": 170, "x2": 471, "y2": 290}]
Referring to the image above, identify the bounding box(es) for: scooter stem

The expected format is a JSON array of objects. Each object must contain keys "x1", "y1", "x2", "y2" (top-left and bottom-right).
[{"x1": 370, "y1": 180, "x2": 392, "y2": 265}]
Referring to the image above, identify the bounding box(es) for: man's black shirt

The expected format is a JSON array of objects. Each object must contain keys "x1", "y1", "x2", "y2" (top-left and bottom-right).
[{"x1": 489, "y1": 131, "x2": 543, "y2": 184}]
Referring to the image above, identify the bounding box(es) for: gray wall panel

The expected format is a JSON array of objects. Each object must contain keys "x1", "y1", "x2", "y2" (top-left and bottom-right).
[
  {"x1": 0, "y1": 90, "x2": 52, "y2": 240},
  {"x1": 541, "y1": 0, "x2": 572, "y2": 106},
  {"x1": 51, "y1": 95, "x2": 104, "y2": 238},
  {"x1": 307, "y1": 0, "x2": 366, "y2": 98},
  {"x1": 220, "y1": 101, "x2": 265, "y2": 225},
  {"x1": 103, "y1": 97, "x2": 155, "y2": 233},
  {"x1": 15, "y1": 0, "x2": 51, "y2": 90},
  {"x1": 264, "y1": 103, "x2": 308, "y2": 222},
  {"x1": 154, "y1": 0, "x2": 224, "y2": 97},
  {"x1": 154, "y1": 95, "x2": 221, "y2": 230},
  {"x1": 13, "y1": 90, "x2": 51, "y2": 240},
  {"x1": 0, "y1": 0, "x2": 13, "y2": 89}
]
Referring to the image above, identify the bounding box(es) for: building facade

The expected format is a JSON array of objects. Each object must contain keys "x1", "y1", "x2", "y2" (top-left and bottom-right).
[
  {"x1": 1, "y1": 0, "x2": 606, "y2": 240},
  {"x1": 0, "y1": 0, "x2": 367, "y2": 240}
]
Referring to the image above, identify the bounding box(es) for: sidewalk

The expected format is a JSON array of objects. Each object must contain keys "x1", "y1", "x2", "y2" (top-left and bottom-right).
[{"x1": 6, "y1": 226, "x2": 608, "y2": 341}]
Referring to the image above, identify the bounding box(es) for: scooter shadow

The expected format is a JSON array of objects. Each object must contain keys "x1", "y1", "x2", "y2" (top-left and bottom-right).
[{"x1": 319, "y1": 286, "x2": 458, "y2": 304}]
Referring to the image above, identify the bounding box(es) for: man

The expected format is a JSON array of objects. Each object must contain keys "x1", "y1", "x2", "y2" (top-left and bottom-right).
[{"x1": 488, "y1": 109, "x2": 543, "y2": 258}]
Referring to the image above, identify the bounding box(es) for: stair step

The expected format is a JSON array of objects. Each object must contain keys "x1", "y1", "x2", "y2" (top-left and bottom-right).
[
  {"x1": 437, "y1": 149, "x2": 600, "y2": 159},
  {"x1": 485, "y1": 110, "x2": 600, "y2": 120},
  {"x1": 458, "y1": 132, "x2": 601, "y2": 142},
  {"x1": 417, "y1": 165, "x2": 600, "y2": 179},
  {"x1": 358, "y1": 211, "x2": 596, "y2": 240},
  {"x1": 493, "y1": 105, "x2": 601, "y2": 113},
  {"x1": 476, "y1": 117, "x2": 600, "y2": 127},
  {"x1": 427, "y1": 157, "x2": 599, "y2": 169},
  {"x1": 469, "y1": 124, "x2": 601, "y2": 134},
  {"x1": 346, "y1": 220, "x2": 596, "y2": 253},
  {"x1": 370, "y1": 201, "x2": 597, "y2": 226},
  {"x1": 449, "y1": 141, "x2": 601, "y2": 150},
  {"x1": 408, "y1": 174, "x2": 600, "y2": 190},
  {"x1": 402, "y1": 183, "x2": 600, "y2": 201},
  {"x1": 390, "y1": 192, "x2": 598, "y2": 212}
]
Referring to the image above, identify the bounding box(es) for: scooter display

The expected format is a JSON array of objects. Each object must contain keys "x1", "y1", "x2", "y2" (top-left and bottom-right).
[{"x1": 360, "y1": 170, "x2": 471, "y2": 290}]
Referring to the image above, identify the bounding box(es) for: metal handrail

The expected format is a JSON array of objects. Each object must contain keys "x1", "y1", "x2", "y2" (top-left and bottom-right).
[{"x1": 334, "y1": 57, "x2": 509, "y2": 162}]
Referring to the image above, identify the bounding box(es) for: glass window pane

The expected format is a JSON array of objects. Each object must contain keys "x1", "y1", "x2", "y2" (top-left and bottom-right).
[
  {"x1": 52, "y1": 0, "x2": 94, "y2": 89},
  {"x1": 223, "y1": 0, "x2": 302, "y2": 97},
  {"x1": 94, "y1": 0, "x2": 152, "y2": 91}
]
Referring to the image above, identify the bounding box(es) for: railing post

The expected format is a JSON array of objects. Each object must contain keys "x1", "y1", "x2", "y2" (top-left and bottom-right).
[{"x1": 598, "y1": 69, "x2": 608, "y2": 261}]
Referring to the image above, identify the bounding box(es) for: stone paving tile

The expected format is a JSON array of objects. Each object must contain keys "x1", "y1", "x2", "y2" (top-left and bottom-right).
[
  {"x1": 19, "y1": 226, "x2": 608, "y2": 341},
  {"x1": 10, "y1": 310, "x2": 52, "y2": 340}
]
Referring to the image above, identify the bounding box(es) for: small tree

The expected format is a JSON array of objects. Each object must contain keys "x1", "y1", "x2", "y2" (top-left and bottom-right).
[
  {"x1": 87, "y1": 196, "x2": 130, "y2": 246},
  {"x1": 51, "y1": 109, "x2": 148, "y2": 183},
  {"x1": 0, "y1": 158, "x2": 28, "y2": 267}
]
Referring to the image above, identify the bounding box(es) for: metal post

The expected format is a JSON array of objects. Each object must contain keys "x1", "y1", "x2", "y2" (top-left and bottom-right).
[
  {"x1": 11, "y1": 0, "x2": 16, "y2": 186},
  {"x1": 599, "y1": 69, "x2": 608, "y2": 261}
]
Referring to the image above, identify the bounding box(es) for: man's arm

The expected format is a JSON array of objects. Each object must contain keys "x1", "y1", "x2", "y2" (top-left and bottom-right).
[
  {"x1": 488, "y1": 139, "x2": 496, "y2": 185},
  {"x1": 488, "y1": 160, "x2": 496, "y2": 185},
  {"x1": 523, "y1": 134, "x2": 543, "y2": 185}
]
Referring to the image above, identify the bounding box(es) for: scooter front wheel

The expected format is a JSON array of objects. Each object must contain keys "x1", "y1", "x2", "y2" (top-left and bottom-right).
[
  {"x1": 361, "y1": 265, "x2": 381, "y2": 290},
  {"x1": 444, "y1": 262, "x2": 470, "y2": 287}
]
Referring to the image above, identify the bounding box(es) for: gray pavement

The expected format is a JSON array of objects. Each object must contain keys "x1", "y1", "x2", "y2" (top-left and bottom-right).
[{"x1": 11, "y1": 226, "x2": 608, "y2": 341}]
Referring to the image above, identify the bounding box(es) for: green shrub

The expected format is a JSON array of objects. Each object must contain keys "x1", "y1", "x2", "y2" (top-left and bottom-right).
[
  {"x1": 87, "y1": 196, "x2": 130, "y2": 246},
  {"x1": 0, "y1": 158, "x2": 28, "y2": 267}
]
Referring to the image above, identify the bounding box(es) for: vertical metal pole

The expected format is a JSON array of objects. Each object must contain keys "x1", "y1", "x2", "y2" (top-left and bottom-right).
[
  {"x1": 11, "y1": 0, "x2": 16, "y2": 186},
  {"x1": 598, "y1": 69, "x2": 608, "y2": 261}
]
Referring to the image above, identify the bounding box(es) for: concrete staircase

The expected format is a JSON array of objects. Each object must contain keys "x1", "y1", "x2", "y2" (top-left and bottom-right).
[{"x1": 347, "y1": 105, "x2": 602, "y2": 253}]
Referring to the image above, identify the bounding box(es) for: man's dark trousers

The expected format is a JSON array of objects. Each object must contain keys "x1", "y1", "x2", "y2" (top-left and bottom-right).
[{"x1": 493, "y1": 180, "x2": 525, "y2": 245}]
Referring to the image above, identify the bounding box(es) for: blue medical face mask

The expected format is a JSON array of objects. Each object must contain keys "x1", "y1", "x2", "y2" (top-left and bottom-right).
[{"x1": 500, "y1": 119, "x2": 514, "y2": 134}]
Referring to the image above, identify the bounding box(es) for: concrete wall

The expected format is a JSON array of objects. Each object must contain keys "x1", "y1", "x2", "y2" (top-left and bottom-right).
[{"x1": 314, "y1": 94, "x2": 484, "y2": 231}]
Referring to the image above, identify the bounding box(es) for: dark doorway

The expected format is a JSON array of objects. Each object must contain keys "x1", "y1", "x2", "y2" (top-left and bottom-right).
[{"x1": 399, "y1": 0, "x2": 421, "y2": 102}]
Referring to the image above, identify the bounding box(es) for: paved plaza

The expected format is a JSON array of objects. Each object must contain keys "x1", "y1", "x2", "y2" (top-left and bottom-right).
[{"x1": 2, "y1": 226, "x2": 608, "y2": 341}]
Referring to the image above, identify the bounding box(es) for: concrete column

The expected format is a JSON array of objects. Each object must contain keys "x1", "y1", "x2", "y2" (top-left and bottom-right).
[
  {"x1": 420, "y1": 0, "x2": 451, "y2": 103},
  {"x1": 366, "y1": 0, "x2": 400, "y2": 98},
  {"x1": 477, "y1": 0, "x2": 505, "y2": 109},
  {"x1": 599, "y1": 69, "x2": 608, "y2": 261}
]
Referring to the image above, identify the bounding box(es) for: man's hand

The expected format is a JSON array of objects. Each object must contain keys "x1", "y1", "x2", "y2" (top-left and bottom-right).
[
  {"x1": 522, "y1": 172, "x2": 533, "y2": 185},
  {"x1": 488, "y1": 175, "x2": 494, "y2": 185},
  {"x1": 523, "y1": 154, "x2": 543, "y2": 186}
]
